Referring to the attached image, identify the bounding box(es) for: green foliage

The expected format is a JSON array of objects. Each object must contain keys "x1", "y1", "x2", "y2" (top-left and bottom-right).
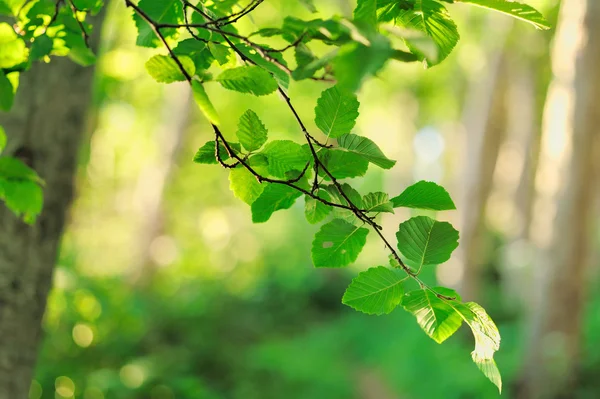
[
  {"x1": 0, "y1": 156, "x2": 44, "y2": 223},
  {"x1": 396, "y1": 216, "x2": 459, "y2": 270},
  {"x1": 402, "y1": 287, "x2": 463, "y2": 343},
  {"x1": 391, "y1": 180, "x2": 456, "y2": 210},
  {"x1": 237, "y1": 110, "x2": 268, "y2": 152},
  {"x1": 314, "y1": 86, "x2": 359, "y2": 139},
  {"x1": 216, "y1": 66, "x2": 278, "y2": 96},
  {"x1": 342, "y1": 266, "x2": 404, "y2": 315},
  {"x1": 312, "y1": 219, "x2": 369, "y2": 268},
  {"x1": 0, "y1": 0, "x2": 551, "y2": 390},
  {"x1": 145, "y1": 54, "x2": 195, "y2": 83}
]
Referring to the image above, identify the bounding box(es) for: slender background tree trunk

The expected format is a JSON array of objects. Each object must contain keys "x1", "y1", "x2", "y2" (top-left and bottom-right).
[
  {"x1": 0, "y1": 18, "x2": 104, "y2": 398},
  {"x1": 519, "y1": 0, "x2": 600, "y2": 397}
]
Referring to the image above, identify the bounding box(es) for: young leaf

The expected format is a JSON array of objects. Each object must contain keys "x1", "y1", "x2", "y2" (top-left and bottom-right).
[
  {"x1": 342, "y1": 266, "x2": 404, "y2": 315},
  {"x1": 229, "y1": 166, "x2": 264, "y2": 205},
  {"x1": 362, "y1": 192, "x2": 394, "y2": 213},
  {"x1": 0, "y1": 23, "x2": 28, "y2": 68},
  {"x1": 261, "y1": 140, "x2": 309, "y2": 178},
  {"x1": 208, "y1": 42, "x2": 232, "y2": 65},
  {"x1": 133, "y1": 0, "x2": 182, "y2": 47},
  {"x1": 391, "y1": 181, "x2": 456, "y2": 210},
  {"x1": 337, "y1": 133, "x2": 396, "y2": 169},
  {"x1": 0, "y1": 71, "x2": 14, "y2": 112},
  {"x1": 193, "y1": 141, "x2": 241, "y2": 164},
  {"x1": 393, "y1": 0, "x2": 459, "y2": 66},
  {"x1": 320, "y1": 150, "x2": 369, "y2": 179},
  {"x1": 216, "y1": 66, "x2": 278, "y2": 96},
  {"x1": 455, "y1": 0, "x2": 550, "y2": 30},
  {"x1": 236, "y1": 110, "x2": 268, "y2": 152},
  {"x1": 396, "y1": 216, "x2": 459, "y2": 268},
  {"x1": 251, "y1": 183, "x2": 303, "y2": 223},
  {"x1": 333, "y1": 32, "x2": 393, "y2": 91},
  {"x1": 354, "y1": 0, "x2": 377, "y2": 26},
  {"x1": 305, "y1": 191, "x2": 332, "y2": 224},
  {"x1": 312, "y1": 219, "x2": 369, "y2": 268},
  {"x1": 402, "y1": 287, "x2": 463, "y2": 343},
  {"x1": 191, "y1": 81, "x2": 220, "y2": 125},
  {"x1": 237, "y1": 44, "x2": 290, "y2": 89},
  {"x1": 448, "y1": 301, "x2": 502, "y2": 392},
  {"x1": 145, "y1": 55, "x2": 195, "y2": 83},
  {"x1": 314, "y1": 86, "x2": 360, "y2": 139},
  {"x1": 0, "y1": 157, "x2": 44, "y2": 224}
]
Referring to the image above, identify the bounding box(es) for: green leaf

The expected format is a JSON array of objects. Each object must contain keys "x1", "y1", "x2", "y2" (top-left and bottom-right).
[
  {"x1": 216, "y1": 66, "x2": 278, "y2": 96},
  {"x1": 305, "y1": 190, "x2": 332, "y2": 224},
  {"x1": 391, "y1": 180, "x2": 456, "y2": 210},
  {"x1": 0, "y1": 156, "x2": 44, "y2": 224},
  {"x1": 402, "y1": 287, "x2": 463, "y2": 343},
  {"x1": 450, "y1": 301, "x2": 502, "y2": 392},
  {"x1": 229, "y1": 166, "x2": 264, "y2": 205},
  {"x1": 394, "y1": 0, "x2": 459, "y2": 66},
  {"x1": 354, "y1": 0, "x2": 377, "y2": 26},
  {"x1": 396, "y1": 216, "x2": 459, "y2": 269},
  {"x1": 251, "y1": 183, "x2": 303, "y2": 223},
  {"x1": 321, "y1": 150, "x2": 369, "y2": 180},
  {"x1": 342, "y1": 266, "x2": 404, "y2": 315},
  {"x1": 0, "y1": 70, "x2": 14, "y2": 112},
  {"x1": 333, "y1": 31, "x2": 392, "y2": 91},
  {"x1": 314, "y1": 86, "x2": 360, "y2": 139},
  {"x1": 311, "y1": 218, "x2": 369, "y2": 268},
  {"x1": 0, "y1": 23, "x2": 28, "y2": 69},
  {"x1": 362, "y1": 192, "x2": 394, "y2": 213},
  {"x1": 237, "y1": 110, "x2": 268, "y2": 152},
  {"x1": 337, "y1": 133, "x2": 396, "y2": 169},
  {"x1": 30, "y1": 33, "x2": 53, "y2": 60},
  {"x1": 456, "y1": 0, "x2": 550, "y2": 30},
  {"x1": 292, "y1": 49, "x2": 338, "y2": 81},
  {"x1": 133, "y1": 0, "x2": 182, "y2": 47},
  {"x1": 208, "y1": 42, "x2": 232, "y2": 65},
  {"x1": 298, "y1": 0, "x2": 317, "y2": 13},
  {"x1": 192, "y1": 81, "x2": 220, "y2": 125},
  {"x1": 0, "y1": 178, "x2": 43, "y2": 223},
  {"x1": 145, "y1": 55, "x2": 195, "y2": 83},
  {"x1": 0, "y1": 125, "x2": 5, "y2": 153},
  {"x1": 193, "y1": 141, "x2": 241, "y2": 164},
  {"x1": 261, "y1": 140, "x2": 309, "y2": 178},
  {"x1": 237, "y1": 44, "x2": 290, "y2": 89}
]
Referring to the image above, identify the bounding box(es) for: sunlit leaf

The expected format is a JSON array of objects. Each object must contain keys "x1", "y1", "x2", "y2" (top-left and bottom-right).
[
  {"x1": 362, "y1": 192, "x2": 394, "y2": 213},
  {"x1": 192, "y1": 81, "x2": 220, "y2": 125},
  {"x1": 251, "y1": 183, "x2": 303, "y2": 223},
  {"x1": 456, "y1": 0, "x2": 550, "y2": 30},
  {"x1": 216, "y1": 66, "x2": 278, "y2": 96},
  {"x1": 312, "y1": 218, "x2": 369, "y2": 267},
  {"x1": 305, "y1": 190, "x2": 332, "y2": 224},
  {"x1": 402, "y1": 287, "x2": 463, "y2": 343},
  {"x1": 237, "y1": 110, "x2": 268, "y2": 152},
  {"x1": 343, "y1": 266, "x2": 404, "y2": 315},
  {"x1": 145, "y1": 55, "x2": 195, "y2": 83},
  {"x1": 396, "y1": 216, "x2": 459, "y2": 269},
  {"x1": 314, "y1": 86, "x2": 360, "y2": 139},
  {"x1": 391, "y1": 181, "x2": 456, "y2": 210},
  {"x1": 337, "y1": 133, "x2": 396, "y2": 169}
]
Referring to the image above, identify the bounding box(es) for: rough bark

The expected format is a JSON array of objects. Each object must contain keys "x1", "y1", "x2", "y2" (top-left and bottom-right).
[
  {"x1": 0, "y1": 20, "x2": 104, "y2": 398},
  {"x1": 518, "y1": 0, "x2": 600, "y2": 397}
]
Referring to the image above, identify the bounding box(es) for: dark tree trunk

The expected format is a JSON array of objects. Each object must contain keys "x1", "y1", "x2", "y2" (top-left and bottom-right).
[{"x1": 0, "y1": 18, "x2": 104, "y2": 398}]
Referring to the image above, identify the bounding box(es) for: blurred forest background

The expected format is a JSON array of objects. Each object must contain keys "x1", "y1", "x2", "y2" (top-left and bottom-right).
[{"x1": 16, "y1": 0, "x2": 600, "y2": 398}]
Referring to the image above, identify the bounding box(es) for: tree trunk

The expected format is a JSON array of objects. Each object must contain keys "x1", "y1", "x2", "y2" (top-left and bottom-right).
[
  {"x1": 0, "y1": 19, "x2": 104, "y2": 398},
  {"x1": 459, "y1": 19, "x2": 511, "y2": 301},
  {"x1": 518, "y1": 0, "x2": 600, "y2": 397}
]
